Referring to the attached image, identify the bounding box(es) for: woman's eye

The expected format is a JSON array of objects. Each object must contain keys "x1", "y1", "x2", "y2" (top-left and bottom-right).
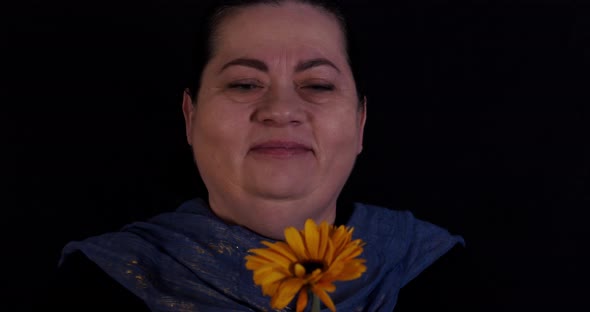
[
  {"x1": 224, "y1": 81, "x2": 265, "y2": 103},
  {"x1": 304, "y1": 84, "x2": 335, "y2": 91},
  {"x1": 227, "y1": 83, "x2": 262, "y2": 91}
]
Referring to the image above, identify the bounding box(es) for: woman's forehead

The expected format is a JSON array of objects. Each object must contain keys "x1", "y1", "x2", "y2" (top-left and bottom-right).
[{"x1": 211, "y1": 2, "x2": 347, "y2": 64}]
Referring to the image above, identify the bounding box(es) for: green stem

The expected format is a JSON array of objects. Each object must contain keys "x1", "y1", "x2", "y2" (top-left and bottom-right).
[{"x1": 311, "y1": 293, "x2": 320, "y2": 312}]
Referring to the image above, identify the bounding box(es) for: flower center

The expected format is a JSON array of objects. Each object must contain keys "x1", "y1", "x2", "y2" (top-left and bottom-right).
[
  {"x1": 293, "y1": 261, "x2": 326, "y2": 278},
  {"x1": 301, "y1": 261, "x2": 325, "y2": 274}
]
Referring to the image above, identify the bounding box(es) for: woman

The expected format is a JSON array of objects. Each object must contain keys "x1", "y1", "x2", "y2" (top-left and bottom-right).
[{"x1": 46, "y1": 0, "x2": 464, "y2": 311}]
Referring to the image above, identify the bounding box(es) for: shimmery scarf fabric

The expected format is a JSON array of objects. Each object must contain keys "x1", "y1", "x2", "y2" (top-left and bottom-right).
[{"x1": 61, "y1": 198, "x2": 464, "y2": 311}]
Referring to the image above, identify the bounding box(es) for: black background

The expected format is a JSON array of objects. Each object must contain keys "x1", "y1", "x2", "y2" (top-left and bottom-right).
[{"x1": 6, "y1": 0, "x2": 589, "y2": 310}]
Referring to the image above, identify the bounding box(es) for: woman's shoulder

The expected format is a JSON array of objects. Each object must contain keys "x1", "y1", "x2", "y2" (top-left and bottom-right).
[
  {"x1": 351, "y1": 202, "x2": 464, "y2": 246},
  {"x1": 351, "y1": 202, "x2": 465, "y2": 285},
  {"x1": 349, "y1": 202, "x2": 471, "y2": 311},
  {"x1": 37, "y1": 251, "x2": 150, "y2": 312}
]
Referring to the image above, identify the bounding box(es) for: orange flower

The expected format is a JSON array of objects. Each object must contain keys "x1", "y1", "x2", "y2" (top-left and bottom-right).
[{"x1": 245, "y1": 219, "x2": 366, "y2": 312}]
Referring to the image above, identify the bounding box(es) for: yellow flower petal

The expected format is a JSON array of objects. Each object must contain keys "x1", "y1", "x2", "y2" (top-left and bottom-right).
[
  {"x1": 285, "y1": 226, "x2": 308, "y2": 260},
  {"x1": 312, "y1": 285, "x2": 336, "y2": 312},
  {"x1": 331, "y1": 243, "x2": 363, "y2": 264},
  {"x1": 334, "y1": 259, "x2": 367, "y2": 281},
  {"x1": 296, "y1": 287, "x2": 309, "y2": 312},
  {"x1": 261, "y1": 241, "x2": 298, "y2": 262},
  {"x1": 262, "y1": 280, "x2": 281, "y2": 296},
  {"x1": 244, "y1": 255, "x2": 267, "y2": 270},
  {"x1": 307, "y1": 268, "x2": 323, "y2": 284},
  {"x1": 321, "y1": 260, "x2": 345, "y2": 281},
  {"x1": 318, "y1": 221, "x2": 330, "y2": 260},
  {"x1": 248, "y1": 248, "x2": 292, "y2": 269},
  {"x1": 304, "y1": 219, "x2": 320, "y2": 259},
  {"x1": 324, "y1": 239, "x2": 336, "y2": 265},
  {"x1": 253, "y1": 266, "x2": 289, "y2": 285},
  {"x1": 270, "y1": 278, "x2": 306, "y2": 309},
  {"x1": 316, "y1": 281, "x2": 336, "y2": 293},
  {"x1": 331, "y1": 226, "x2": 351, "y2": 253}
]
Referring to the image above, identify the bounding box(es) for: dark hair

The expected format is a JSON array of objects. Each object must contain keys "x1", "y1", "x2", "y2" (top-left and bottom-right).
[{"x1": 185, "y1": 0, "x2": 365, "y2": 106}]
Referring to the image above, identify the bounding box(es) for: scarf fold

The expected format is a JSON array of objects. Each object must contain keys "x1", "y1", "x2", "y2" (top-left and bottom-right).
[{"x1": 61, "y1": 198, "x2": 464, "y2": 311}]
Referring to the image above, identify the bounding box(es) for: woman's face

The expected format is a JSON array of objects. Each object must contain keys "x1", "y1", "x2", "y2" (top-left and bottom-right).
[{"x1": 183, "y1": 1, "x2": 366, "y2": 238}]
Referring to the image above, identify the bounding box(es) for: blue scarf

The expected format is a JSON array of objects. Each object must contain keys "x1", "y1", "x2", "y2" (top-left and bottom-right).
[{"x1": 61, "y1": 198, "x2": 464, "y2": 311}]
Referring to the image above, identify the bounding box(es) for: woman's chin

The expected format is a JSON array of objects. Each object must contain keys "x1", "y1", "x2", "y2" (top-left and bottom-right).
[
  {"x1": 244, "y1": 172, "x2": 315, "y2": 200},
  {"x1": 248, "y1": 184, "x2": 310, "y2": 201}
]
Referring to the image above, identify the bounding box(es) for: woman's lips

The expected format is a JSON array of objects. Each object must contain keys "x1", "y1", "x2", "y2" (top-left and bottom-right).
[{"x1": 250, "y1": 140, "x2": 313, "y2": 157}]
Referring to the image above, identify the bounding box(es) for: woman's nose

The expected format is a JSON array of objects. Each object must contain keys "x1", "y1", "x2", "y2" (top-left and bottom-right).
[{"x1": 252, "y1": 85, "x2": 307, "y2": 127}]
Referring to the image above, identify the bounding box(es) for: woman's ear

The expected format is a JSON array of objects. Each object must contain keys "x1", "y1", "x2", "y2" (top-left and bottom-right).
[{"x1": 182, "y1": 89, "x2": 195, "y2": 146}]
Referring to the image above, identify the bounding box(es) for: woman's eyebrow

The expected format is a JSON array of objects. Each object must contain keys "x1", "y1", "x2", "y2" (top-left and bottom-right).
[
  {"x1": 220, "y1": 58, "x2": 268, "y2": 73},
  {"x1": 219, "y1": 57, "x2": 341, "y2": 74},
  {"x1": 295, "y1": 58, "x2": 340, "y2": 73}
]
